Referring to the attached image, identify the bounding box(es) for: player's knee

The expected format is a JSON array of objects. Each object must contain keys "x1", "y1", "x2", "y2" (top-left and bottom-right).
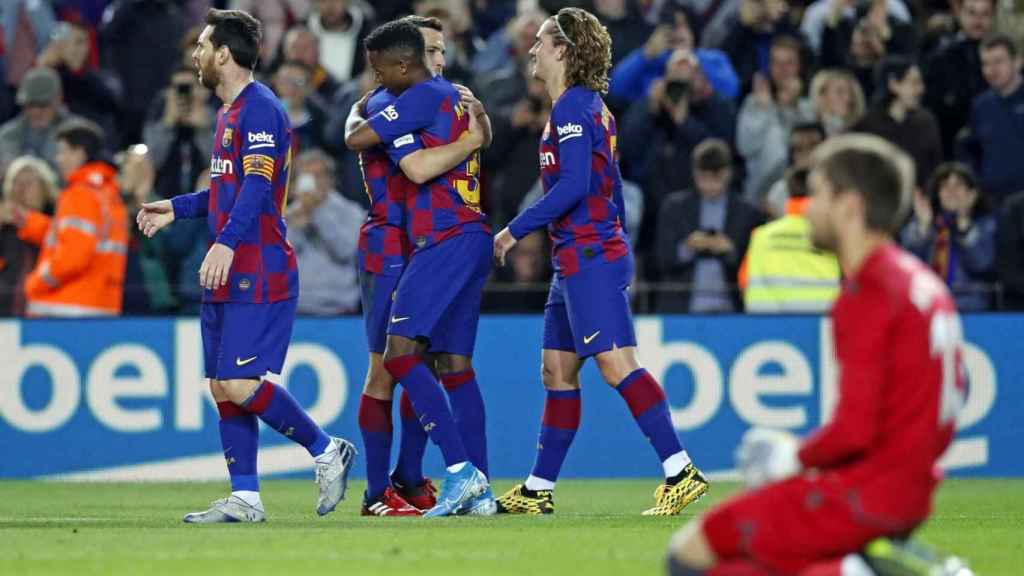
[
  {"x1": 219, "y1": 378, "x2": 261, "y2": 405},
  {"x1": 382, "y1": 335, "x2": 421, "y2": 362},
  {"x1": 595, "y1": 348, "x2": 641, "y2": 386},
  {"x1": 437, "y1": 354, "x2": 472, "y2": 375},
  {"x1": 541, "y1": 361, "x2": 579, "y2": 391},
  {"x1": 363, "y1": 364, "x2": 395, "y2": 398}
]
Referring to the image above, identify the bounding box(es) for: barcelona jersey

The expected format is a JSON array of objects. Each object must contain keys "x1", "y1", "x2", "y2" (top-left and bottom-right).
[
  {"x1": 205, "y1": 81, "x2": 298, "y2": 303},
  {"x1": 367, "y1": 76, "x2": 490, "y2": 252},
  {"x1": 357, "y1": 86, "x2": 412, "y2": 276},
  {"x1": 508, "y1": 87, "x2": 629, "y2": 277}
]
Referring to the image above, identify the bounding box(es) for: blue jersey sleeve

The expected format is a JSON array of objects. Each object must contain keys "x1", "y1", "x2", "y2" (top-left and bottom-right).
[
  {"x1": 508, "y1": 99, "x2": 594, "y2": 239},
  {"x1": 171, "y1": 188, "x2": 210, "y2": 219},
  {"x1": 367, "y1": 81, "x2": 443, "y2": 144},
  {"x1": 218, "y1": 97, "x2": 280, "y2": 249}
]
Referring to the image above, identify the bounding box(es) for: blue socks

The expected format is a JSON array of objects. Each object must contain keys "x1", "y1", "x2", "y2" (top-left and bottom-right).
[
  {"x1": 358, "y1": 394, "x2": 393, "y2": 500},
  {"x1": 617, "y1": 369, "x2": 683, "y2": 462},
  {"x1": 384, "y1": 355, "x2": 468, "y2": 467},
  {"x1": 442, "y1": 369, "x2": 489, "y2": 478},
  {"x1": 530, "y1": 389, "x2": 581, "y2": 483},
  {"x1": 394, "y1": 390, "x2": 427, "y2": 486},
  {"x1": 244, "y1": 380, "x2": 331, "y2": 458},
  {"x1": 217, "y1": 401, "x2": 259, "y2": 492}
]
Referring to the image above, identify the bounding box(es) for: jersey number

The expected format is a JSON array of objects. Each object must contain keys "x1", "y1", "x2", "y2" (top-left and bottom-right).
[
  {"x1": 930, "y1": 311, "x2": 966, "y2": 426},
  {"x1": 455, "y1": 132, "x2": 481, "y2": 212}
]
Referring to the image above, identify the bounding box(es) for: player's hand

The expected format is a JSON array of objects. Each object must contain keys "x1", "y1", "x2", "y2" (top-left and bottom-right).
[
  {"x1": 466, "y1": 110, "x2": 485, "y2": 149},
  {"x1": 735, "y1": 427, "x2": 801, "y2": 488},
  {"x1": 137, "y1": 200, "x2": 175, "y2": 237},
  {"x1": 355, "y1": 90, "x2": 372, "y2": 117},
  {"x1": 0, "y1": 202, "x2": 26, "y2": 226},
  {"x1": 493, "y1": 227, "x2": 517, "y2": 267},
  {"x1": 454, "y1": 84, "x2": 486, "y2": 117},
  {"x1": 199, "y1": 243, "x2": 234, "y2": 290}
]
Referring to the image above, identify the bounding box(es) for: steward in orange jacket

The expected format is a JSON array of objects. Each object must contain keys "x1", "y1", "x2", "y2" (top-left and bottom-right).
[{"x1": 19, "y1": 120, "x2": 127, "y2": 316}]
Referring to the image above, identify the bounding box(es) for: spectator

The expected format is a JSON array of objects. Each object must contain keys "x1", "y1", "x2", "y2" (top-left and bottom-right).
[
  {"x1": 609, "y1": 3, "x2": 739, "y2": 107},
  {"x1": 117, "y1": 145, "x2": 176, "y2": 314},
  {"x1": 485, "y1": 230, "x2": 552, "y2": 312},
  {"x1": 822, "y1": 16, "x2": 888, "y2": 97},
  {"x1": 287, "y1": 149, "x2": 364, "y2": 315},
  {"x1": 763, "y1": 121, "x2": 827, "y2": 218},
  {"x1": 37, "y1": 21, "x2": 122, "y2": 148},
  {"x1": 163, "y1": 169, "x2": 210, "y2": 313},
  {"x1": 852, "y1": 57, "x2": 942, "y2": 192},
  {"x1": 720, "y1": 0, "x2": 804, "y2": 94},
  {"x1": 741, "y1": 166, "x2": 841, "y2": 312},
  {"x1": 654, "y1": 139, "x2": 764, "y2": 312},
  {"x1": 819, "y1": 0, "x2": 917, "y2": 70},
  {"x1": 997, "y1": 191, "x2": 1024, "y2": 309},
  {"x1": 959, "y1": 34, "x2": 1024, "y2": 207},
  {"x1": 308, "y1": 0, "x2": 373, "y2": 83},
  {"x1": 809, "y1": 69, "x2": 865, "y2": 137},
  {"x1": 413, "y1": 1, "x2": 475, "y2": 86},
  {"x1": 901, "y1": 162, "x2": 996, "y2": 311},
  {"x1": 0, "y1": 156, "x2": 58, "y2": 315},
  {"x1": 620, "y1": 48, "x2": 737, "y2": 239},
  {"x1": 472, "y1": 8, "x2": 548, "y2": 78},
  {"x1": 280, "y1": 25, "x2": 340, "y2": 102},
  {"x1": 483, "y1": 77, "x2": 550, "y2": 226},
  {"x1": 923, "y1": 0, "x2": 994, "y2": 157},
  {"x1": 0, "y1": 67, "x2": 84, "y2": 173},
  {"x1": 591, "y1": 0, "x2": 653, "y2": 66},
  {"x1": 736, "y1": 35, "x2": 815, "y2": 203},
  {"x1": 227, "y1": 0, "x2": 312, "y2": 71},
  {"x1": 18, "y1": 119, "x2": 127, "y2": 317},
  {"x1": 2, "y1": 0, "x2": 57, "y2": 89},
  {"x1": 272, "y1": 60, "x2": 331, "y2": 154},
  {"x1": 143, "y1": 66, "x2": 215, "y2": 201},
  {"x1": 324, "y1": 67, "x2": 376, "y2": 208},
  {"x1": 99, "y1": 0, "x2": 186, "y2": 145},
  {"x1": 801, "y1": 0, "x2": 912, "y2": 55}
]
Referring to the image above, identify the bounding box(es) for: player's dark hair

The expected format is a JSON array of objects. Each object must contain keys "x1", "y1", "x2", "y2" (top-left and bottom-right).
[
  {"x1": 364, "y1": 19, "x2": 426, "y2": 67},
  {"x1": 205, "y1": 9, "x2": 262, "y2": 70},
  {"x1": 813, "y1": 134, "x2": 913, "y2": 233},
  {"x1": 402, "y1": 15, "x2": 444, "y2": 33},
  {"x1": 57, "y1": 118, "x2": 105, "y2": 163},
  {"x1": 981, "y1": 33, "x2": 1019, "y2": 58},
  {"x1": 692, "y1": 139, "x2": 732, "y2": 172}
]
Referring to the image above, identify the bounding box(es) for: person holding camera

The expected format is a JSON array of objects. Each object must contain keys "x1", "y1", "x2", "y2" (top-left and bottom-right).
[
  {"x1": 654, "y1": 139, "x2": 765, "y2": 313},
  {"x1": 620, "y1": 47, "x2": 737, "y2": 243},
  {"x1": 142, "y1": 66, "x2": 215, "y2": 201}
]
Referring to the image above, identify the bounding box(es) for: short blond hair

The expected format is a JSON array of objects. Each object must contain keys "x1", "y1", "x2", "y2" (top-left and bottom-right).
[
  {"x1": 810, "y1": 69, "x2": 865, "y2": 129},
  {"x1": 3, "y1": 155, "x2": 59, "y2": 205},
  {"x1": 550, "y1": 8, "x2": 612, "y2": 94}
]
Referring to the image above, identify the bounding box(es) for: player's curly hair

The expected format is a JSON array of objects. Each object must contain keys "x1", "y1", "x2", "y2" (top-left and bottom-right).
[{"x1": 550, "y1": 8, "x2": 612, "y2": 95}]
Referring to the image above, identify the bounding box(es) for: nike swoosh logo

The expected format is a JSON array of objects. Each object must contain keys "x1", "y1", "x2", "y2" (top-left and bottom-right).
[
  {"x1": 235, "y1": 355, "x2": 258, "y2": 366},
  {"x1": 391, "y1": 316, "x2": 410, "y2": 323},
  {"x1": 583, "y1": 331, "x2": 600, "y2": 345}
]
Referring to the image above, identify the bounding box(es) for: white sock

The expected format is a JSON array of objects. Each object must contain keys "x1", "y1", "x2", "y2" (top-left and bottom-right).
[
  {"x1": 524, "y1": 475, "x2": 555, "y2": 491},
  {"x1": 841, "y1": 554, "x2": 875, "y2": 576},
  {"x1": 232, "y1": 490, "x2": 262, "y2": 508},
  {"x1": 447, "y1": 461, "x2": 467, "y2": 474},
  {"x1": 314, "y1": 439, "x2": 336, "y2": 460},
  {"x1": 662, "y1": 451, "x2": 692, "y2": 478}
]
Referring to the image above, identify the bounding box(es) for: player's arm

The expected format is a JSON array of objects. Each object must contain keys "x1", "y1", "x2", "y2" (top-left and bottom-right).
[
  {"x1": 25, "y1": 189, "x2": 101, "y2": 297},
  {"x1": 137, "y1": 189, "x2": 208, "y2": 237},
  {"x1": 170, "y1": 189, "x2": 211, "y2": 219},
  {"x1": 396, "y1": 112, "x2": 485, "y2": 184},
  {"x1": 506, "y1": 108, "x2": 593, "y2": 240},
  {"x1": 798, "y1": 295, "x2": 888, "y2": 469},
  {"x1": 345, "y1": 84, "x2": 439, "y2": 152}
]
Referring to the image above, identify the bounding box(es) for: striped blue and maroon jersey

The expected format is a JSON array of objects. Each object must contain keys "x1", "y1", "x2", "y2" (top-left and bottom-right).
[
  {"x1": 179, "y1": 81, "x2": 298, "y2": 303},
  {"x1": 508, "y1": 87, "x2": 629, "y2": 277},
  {"x1": 357, "y1": 86, "x2": 412, "y2": 276},
  {"x1": 367, "y1": 76, "x2": 490, "y2": 253}
]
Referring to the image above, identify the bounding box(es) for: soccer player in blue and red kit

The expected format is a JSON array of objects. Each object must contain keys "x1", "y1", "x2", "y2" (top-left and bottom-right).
[
  {"x1": 137, "y1": 9, "x2": 356, "y2": 523},
  {"x1": 492, "y1": 8, "x2": 707, "y2": 516},
  {"x1": 666, "y1": 136, "x2": 970, "y2": 576},
  {"x1": 345, "y1": 19, "x2": 494, "y2": 517},
  {"x1": 351, "y1": 16, "x2": 494, "y2": 517}
]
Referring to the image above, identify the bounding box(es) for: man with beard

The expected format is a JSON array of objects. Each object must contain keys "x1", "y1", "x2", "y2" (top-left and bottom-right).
[{"x1": 136, "y1": 8, "x2": 357, "y2": 524}]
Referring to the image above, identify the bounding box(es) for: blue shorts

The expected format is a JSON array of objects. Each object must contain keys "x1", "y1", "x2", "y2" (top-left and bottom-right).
[
  {"x1": 388, "y1": 232, "x2": 491, "y2": 357},
  {"x1": 359, "y1": 267, "x2": 402, "y2": 354},
  {"x1": 201, "y1": 299, "x2": 296, "y2": 380},
  {"x1": 542, "y1": 253, "x2": 637, "y2": 358}
]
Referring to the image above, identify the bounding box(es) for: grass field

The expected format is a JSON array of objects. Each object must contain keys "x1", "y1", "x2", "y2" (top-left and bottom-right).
[{"x1": 1, "y1": 479, "x2": 1021, "y2": 575}]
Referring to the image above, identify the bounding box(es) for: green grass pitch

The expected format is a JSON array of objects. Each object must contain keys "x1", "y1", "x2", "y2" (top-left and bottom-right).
[{"x1": 1, "y1": 479, "x2": 1021, "y2": 575}]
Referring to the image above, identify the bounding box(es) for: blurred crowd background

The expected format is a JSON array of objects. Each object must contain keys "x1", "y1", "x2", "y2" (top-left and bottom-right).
[{"x1": 2, "y1": 0, "x2": 1024, "y2": 317}]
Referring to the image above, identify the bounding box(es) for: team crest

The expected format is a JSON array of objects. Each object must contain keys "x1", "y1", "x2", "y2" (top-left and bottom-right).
[{"x1": 222, "y1": 128, "x2": 233, "y2": 148}]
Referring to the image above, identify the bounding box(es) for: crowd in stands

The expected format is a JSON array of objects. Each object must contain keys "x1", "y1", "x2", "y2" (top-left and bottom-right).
[{"x1": 1, "y1": 0, "x2": 1023, "y2": 316}]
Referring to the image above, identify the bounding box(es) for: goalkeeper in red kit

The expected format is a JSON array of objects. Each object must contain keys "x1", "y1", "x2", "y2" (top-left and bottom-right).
[{"x1": 666, "y1": 134, "x2": 972, "y2": 576}]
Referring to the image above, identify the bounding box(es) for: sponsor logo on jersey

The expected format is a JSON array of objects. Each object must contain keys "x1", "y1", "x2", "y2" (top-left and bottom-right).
[
  {"x1": 248, "y1": 131, "x2": 275, "y2": 145},
  {"x1": 394, "y1": 134, "x2": 415, "y2": 148},
  {"x1": 540, "y1": 151, "x2": 557, "y2": 168},
  {"x1": 556, "y1": 122, "x2": 584, "y2": 142},
  {"x1": 210, "y1": 156, "x2": 234, "y2": 177}
]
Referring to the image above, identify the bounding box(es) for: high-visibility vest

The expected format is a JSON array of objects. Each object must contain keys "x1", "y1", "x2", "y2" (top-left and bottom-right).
[
  {"x1": 20, "y1": 162, "x2": 127, "y2": 317},
  {"x1": 741, "y1": 207, "x2": 841, "y2": 314}
]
